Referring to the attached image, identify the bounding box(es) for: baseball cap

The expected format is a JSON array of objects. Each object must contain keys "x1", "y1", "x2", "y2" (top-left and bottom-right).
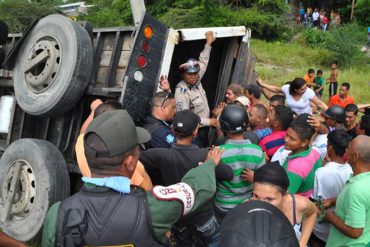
[
  {"x1": 173, "y1": 110, "x2": 201, "y2": 136},
  {"x1": 220, "y1": 200, "x2": 299, "y2": 246},
  {"x1": 323, "y1": 105, "x2": 345, "y2": 122},
  {"x1": 84, "y1": 110, "x2": 150, "y2": 158},
  {"x1": 235, "y1": 96, "x2": 250, "y2": 107},
  {"x1": 244, "y1": 83, "x2": 261, "y2": 98}
]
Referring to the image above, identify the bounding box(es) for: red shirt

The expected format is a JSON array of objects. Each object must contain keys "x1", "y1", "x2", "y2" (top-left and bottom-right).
[
  {"x1": 259, "y1": 130, "x2": 286, "y2": 158},
  {"x1": 328, "y1": 95, "x2": 355, "y2": 108}
]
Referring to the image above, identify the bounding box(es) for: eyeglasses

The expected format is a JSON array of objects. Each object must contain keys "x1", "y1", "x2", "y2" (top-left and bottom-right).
[{"x1": 160, "y1": 92, "x2": 174, "y2": 108}]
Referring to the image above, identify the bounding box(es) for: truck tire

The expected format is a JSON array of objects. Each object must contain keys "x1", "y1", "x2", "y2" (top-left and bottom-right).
[
  {"x1": 0, "y1": 20, "x2": 8, "y2": 45},
  {"x1": 14, "y1": 14, "x2": 93, "y2": 116},
  {"x1": 0, "y1": 139, "x2": 70, "y2": 242}
]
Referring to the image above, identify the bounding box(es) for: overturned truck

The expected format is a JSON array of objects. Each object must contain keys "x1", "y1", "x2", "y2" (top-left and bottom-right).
[{"x1": 0, "y1": 2, "x2": 257, "y2": 242}]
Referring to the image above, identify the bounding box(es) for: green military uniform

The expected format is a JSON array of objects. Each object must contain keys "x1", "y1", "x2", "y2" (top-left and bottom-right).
[
  {"x1": 42, "y1": 160, "x2": 217, "y2": 246},
  {"x1": 175, "y1": 44, "x2": 212, "y2": 126}
]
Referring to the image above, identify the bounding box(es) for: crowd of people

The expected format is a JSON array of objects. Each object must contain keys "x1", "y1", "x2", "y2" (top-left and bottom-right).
[
  {"x1": 297, "y1": 7, "x2": 340, "y2": 31},
  {"x1": 3, "y1": 31, "x2": 370, "y2": 247}
]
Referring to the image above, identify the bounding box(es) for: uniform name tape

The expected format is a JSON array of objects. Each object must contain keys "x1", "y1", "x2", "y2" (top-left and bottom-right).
[{"x1": 152, "y1": 182, "x2": 195, "y2": 215}]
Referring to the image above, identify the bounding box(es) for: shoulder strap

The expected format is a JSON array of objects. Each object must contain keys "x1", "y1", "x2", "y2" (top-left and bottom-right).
[{"x1": 290, "y1": 193, "x2": 297, "y2": 225}]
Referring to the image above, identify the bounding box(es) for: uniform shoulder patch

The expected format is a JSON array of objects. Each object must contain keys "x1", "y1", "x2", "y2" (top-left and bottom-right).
[
  {"x1": 176, "y1": 102, "x2": 184, "y2": 111},
  {"x1": 166, "y1": 134, "x2": 175, "y2": 144},
  {"x1": 152, "y1": 182, "x2": 195, "y2": 215},
  {"x1": 180, "y1": 88, "x2": 187, "y2": 94}
]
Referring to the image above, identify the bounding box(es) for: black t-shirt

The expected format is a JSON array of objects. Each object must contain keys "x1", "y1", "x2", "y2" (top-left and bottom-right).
[
  {"x1": 140, "y1": 144, "x2": 212, "y2": 226},
  {"x1": 346, "y1": 125, "x2": 357, "y2": 139}
]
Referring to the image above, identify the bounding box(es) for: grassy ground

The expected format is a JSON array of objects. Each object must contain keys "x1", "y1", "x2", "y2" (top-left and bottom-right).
[{"x1": 252, "y1": 39, "x2": 370, "y2": 104}]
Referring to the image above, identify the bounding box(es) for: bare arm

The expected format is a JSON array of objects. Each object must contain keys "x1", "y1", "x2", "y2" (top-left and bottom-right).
[
  {"x1": 0, "y1": 232, "x2": 27, "y2": 247},
  {"x1": 257, "y1": 77, "x2": 283, "y2": 94},
  {"x1": 299, "y1": 199, "x2": 318, "y2": 247},
  {"x1": 325, "y1": 209, "x2": 363, "y2": 239},
  {"x1": 311, "y1": 95, "x2": 328, "y2": 111}
]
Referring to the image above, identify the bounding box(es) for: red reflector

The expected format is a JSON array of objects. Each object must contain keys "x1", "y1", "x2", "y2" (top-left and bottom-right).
[
  {"x1": 137, "y1": 55, "x2": 147, "y2": 68},
  {"x1": 141, "y1": 40, "x2": 150, "y2": 53}
]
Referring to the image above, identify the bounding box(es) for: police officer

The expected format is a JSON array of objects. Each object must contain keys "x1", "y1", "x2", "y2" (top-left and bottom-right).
[
  {"x1": 174, "y1": 31, "x2": 217, "y2": 147},
  {"x1": 141, "y1": 91, "x2": 176, "y2": 149},
  {"x1": 41, "y1": 110, "x2": 220, "y2": 247}
]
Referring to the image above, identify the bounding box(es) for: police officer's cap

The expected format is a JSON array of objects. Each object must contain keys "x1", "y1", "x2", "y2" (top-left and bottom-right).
[
  {"x1": 219, "y1": 104, "x2": 248, "y2": 134},
  {"x1": 179, "y1": 58, "x2": 200, "y2": 73}
]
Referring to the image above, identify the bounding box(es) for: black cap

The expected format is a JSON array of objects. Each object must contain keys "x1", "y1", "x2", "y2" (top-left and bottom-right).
[
  {"x1": 323, "y1": 105, "x2": 345, "y2": 122},
  {"x1": 254, "y1": 161, "x2": 290, "y2": 192},
  {"x1": 84, "y1": 110, "x2": 151, "y2": 158},
  {"x1": 244, "y1": 83, "x2": 261, "y2": 98},
  {"x1": 172, "y1": 110, "x2": 201, "y2": 136},
  {"x1": 220, "y1": 200, "x2": 299, "y2": 246}
]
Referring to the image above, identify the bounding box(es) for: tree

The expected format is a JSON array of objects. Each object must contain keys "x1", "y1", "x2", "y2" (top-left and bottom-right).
[{"x1": 0, "y1": 0, "x2": 56, "y2": 32}]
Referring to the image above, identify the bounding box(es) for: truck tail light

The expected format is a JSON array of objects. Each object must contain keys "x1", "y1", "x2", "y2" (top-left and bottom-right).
[
  {"x1": 143, "y1": 25, "x2": 153, "y2": 39},
  {"x1": 141, "y1": 40, "x2": 150, "y2": 53},
  {"x1": 137, "y1": 54, "x2": 147, "y2": 68}
]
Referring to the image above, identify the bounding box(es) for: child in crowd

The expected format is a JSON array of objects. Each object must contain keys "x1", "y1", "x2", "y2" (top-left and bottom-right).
[
  {"x1": 304, "y1": 68, "x2": 315, "y2": 88},
  {"x1": 214, "y1": 105, "x2": 265, "y2": 222},
  {"x1": 314, "y1": 70, "x2": 325, "y2": 97},
  {"x1": 326, "y1": 61, "x2": 339, "y2": 98},
  {"x1": 283, "y1": 114, "x2": 322, "y2": 198}
]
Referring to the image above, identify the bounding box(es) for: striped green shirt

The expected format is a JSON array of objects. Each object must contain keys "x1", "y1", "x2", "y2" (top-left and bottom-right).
[{"x1": 215, "y1": 139, "x2": 265, "y2": 213}]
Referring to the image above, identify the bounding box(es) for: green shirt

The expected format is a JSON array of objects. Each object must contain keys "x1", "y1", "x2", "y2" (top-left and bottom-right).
[
  {"x1": 41, "y1": 160, "x2": 216, "y2": 246},
  {"x1": 326, "y1": 172, "x2": 370, "y2": 247},
  {"x1": 215, "y1": 139, "x2": 265, "y2": 213},
  {"x1": 314, "y1": 76, "x2": 325, "y2": 94}
]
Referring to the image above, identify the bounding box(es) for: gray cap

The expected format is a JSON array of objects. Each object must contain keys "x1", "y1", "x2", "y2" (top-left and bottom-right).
[
  {"x1": 84, "y1": 110, "x2": 150, "y2": 158},
  {"x1": 244, "y1": 83, "x2": 261, "y2": 98}
]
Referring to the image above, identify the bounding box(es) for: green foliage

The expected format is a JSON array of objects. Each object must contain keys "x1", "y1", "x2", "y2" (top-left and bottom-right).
[
  {"x1": 0, "y1": 0, "x2": 56, "y2": 32},
  {"x1": 253, "y1": 0, "x2": 287, "y2": 14},
  {"x1": 81, "y1": 0, "x2": 132, "y2": 27},
  {"x1": 149, "y1": 1, "x2": 290, "y2": 41},
  {"x1": 355, "y1": 0, "x2": 370, "y2": 26},
  {"x1": 303, "y1": 28, "x2": 329, "y2": 48},
  {"x1": 324, "y1": 23, "x2": 368, "y2": 67}
]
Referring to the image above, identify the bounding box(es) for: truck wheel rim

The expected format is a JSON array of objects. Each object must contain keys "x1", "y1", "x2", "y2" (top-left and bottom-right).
[
  {"x1": 2, "y1": 160, "x2": 36, "y2": 220},
  {"x1": 24, "y1": 37, "x2": 61, "y2": 94}
]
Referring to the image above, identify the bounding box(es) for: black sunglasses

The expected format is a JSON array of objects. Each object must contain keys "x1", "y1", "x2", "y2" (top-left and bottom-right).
[{"x1": 161, "y1": 92, "x2": 174, "y2": 107}]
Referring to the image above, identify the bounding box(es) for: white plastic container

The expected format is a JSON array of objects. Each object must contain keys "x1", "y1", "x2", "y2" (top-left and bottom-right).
[{"x1": 0, "y1": 95, "x2": 15, "y2": 134}]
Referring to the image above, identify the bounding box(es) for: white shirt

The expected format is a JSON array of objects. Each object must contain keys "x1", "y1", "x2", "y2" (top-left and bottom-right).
[
  {"x1": 311, "y1": 162, "x2": 353, "y2": 241},
  {"x1": 282, "y1": 85, "x2": 315, "y2": 115},
  {"x1": 312, "y1": 134, "x2": 327, "y2": 160},
  {"x1": 313, "y1": 11, "x2": 320, "y2": 21}
]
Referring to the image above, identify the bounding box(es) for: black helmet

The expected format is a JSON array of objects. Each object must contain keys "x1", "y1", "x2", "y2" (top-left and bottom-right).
[
  {"x1": 323, "y1": 105, "x2": 345, "y2": 122},
  {"x1": 220, "y1": 200, "x2": 299, "y2": 247},
  {"x1": 219, "y1": 105, "x2": 248, "y2": 133},
  {"x1": 179, "y1": 58, "x2": 200, "y2": 73}
]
